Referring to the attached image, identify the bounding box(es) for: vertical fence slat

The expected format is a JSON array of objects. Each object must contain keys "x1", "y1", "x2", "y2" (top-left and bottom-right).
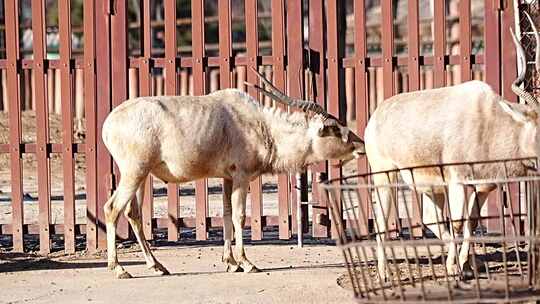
[
  {"x1": 460, "y1": 0, "x2": 472, "y2": 82},
  {"x1": 84, "y1": 0, "x2": 98, "y2": 252},
  {"x1": 192, "y1": 0, "x2": 208, "y2": 240},
  {"x1": 271, "y1": 0, "x2": 290, "y2": 239},
  {"x1": 309, "y1": 0, "x2": 329, "y2": 238},
  {"x1": 245, "y1": 0, "x2": 263, "y2": 241},
  {"x1": 139, "y1": 0, "x2": 154, "y2": 240},
  {"x1": 164, "y1": 0, "x2": 179, "y2": 242},
  {"x1": 501, "y1": 0, "x2": 519, "y2": 236},
  {"x1": 286, "y1": 0, "x2": 304, "y2": 238},
  {"x1": 380, "y1": 0, "x2": 397, "y2": 235},
  {"x1": 110, "y1": 0, "x2": 130, "y2": 240},
  {"x1": 95, "y1": 0, "x2": 113, "y2": 249},
  {"x1": 484, "y1": 0, "x2": 501, "y2": 93},
  {"x1": 5, "y1": 0, "x2": 24, "y2": 252},
  {"x1": 354, "y1": 0, "x2": 369, "y2": 235},
  {"x1": 326, "y1": 0, "x2": 345, "y2": 238},
  {"x1": 31, "y1": 0, "x2": 52, "y2": 254},
  {"x1": 407, "y1": 0, "x2": 422, "y2": 237},
  {"x1": 484, "y1": 0, "x2": 502, "y2": 233},
  {"x1": 59, "y1": 0, "x2": 76, "y2": 253},
  {"x1": 433, "y1": 1, "x2": 446, "y2": 88},
  {"x1": 218, "y1": 0, "x2": 232, "y2": 88}
]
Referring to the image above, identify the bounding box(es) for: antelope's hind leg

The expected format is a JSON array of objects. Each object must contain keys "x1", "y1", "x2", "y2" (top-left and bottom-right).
[
  {"x1": 104, "y1": 177, "x2": 141, "y2": 279},
  {"x1": 123, "y1": 180, "x2": 170, "y2": 276}
]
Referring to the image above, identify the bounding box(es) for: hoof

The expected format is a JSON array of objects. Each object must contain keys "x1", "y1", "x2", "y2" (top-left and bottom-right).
[
  {"x1": 461, "y1": 261, "x2": 476, "y2": 281},
  {"x1": 116, "y1": 271, "x2": 133, "y2": 279},
  {"x1": 226, "y1": 264, "x2": 243, "y2": 273},
  {"x1": 150, "y1": 264, "x2": 170, "y2": 276},
  {"x1": 244, "y1": 265, "x2": 261, "y2": 273}
]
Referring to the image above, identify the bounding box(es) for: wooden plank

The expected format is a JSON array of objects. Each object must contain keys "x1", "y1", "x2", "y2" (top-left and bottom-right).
[
  {"x1": 286, "y1": 0, "x2": 304, "y2": 238},
  {"x1": 110, "y1": 0, "x2": 130, "y2": 240},
  {"x1": 245, "y1": 0, "x2": 263, "y2": 240},
  {"x1": 271, "y1": 0, "x2": 290, "y2": 239},
  {"x1": 484, "y1": 0, "x2": 501, "y2": 93},
  {"x1": 380, "y1": 1, "x2": 398, "y2": 236},
  {"x1": 407, "y1": 0, "x2": 422, "y2": 237},
  {"x1": 433, "y1": 1, "x2": 446, "y2": 88},
  {"x1": 83, "y1": 0, "x2": 98, "y2": 252},
  {"x1": 500, "y1": 0, "x2": 519, "y2": 235},
  {"x1": 309, "y1": 0, "x2": 328, "y2": 238},
  {"x1": 460, "y1": 0, "x2": 472, "y2": 82},
  {"x1": 58, "y1": 0, "x2": 76, "y2": 253},
  {"x1": 218, "y1": 0, "x2": 232, "y2": 88},
  {"x1": 5, "y1": 0, "x2": 24, "y2": 252},
  {"x1": 164, "y1": 0, "x2": 179, "y2": 242},
  {"x1": 95, "y1": 0, "x2": 113, "y2": 249},
  {"x1": 139, "y1": 0, "x2": 154, "y2": 240},
  {"x1": 326, "y1": 0, "x2": 346, "y2": 238},
  {"x1": 354, "y1": 0, "x2": 369, "y2": 236},
  {"x1": 192, "y1": 0, "x2": 208, "y2": 240},
  {"x1": 31, "y1": 0, "x2": 52, "y2": 254}
]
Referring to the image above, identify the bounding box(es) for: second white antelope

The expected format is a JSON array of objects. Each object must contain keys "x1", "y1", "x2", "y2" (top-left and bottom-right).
[{"x1": 365, "y1": 14, "x2": 540, "y2": 280}]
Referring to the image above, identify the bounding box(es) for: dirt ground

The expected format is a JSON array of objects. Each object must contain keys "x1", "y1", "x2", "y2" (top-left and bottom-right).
[{"x1": 0, "y1": 243, "x2": 355, "y2": 304}]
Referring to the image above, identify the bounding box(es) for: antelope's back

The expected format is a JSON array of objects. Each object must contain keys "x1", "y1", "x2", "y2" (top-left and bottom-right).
[
  {"x1": 102, "y1": 89, "x2": 264, "y2": 173},
  {"x1": 364, "y1": 81, "x2": 522, "y2": 176}
]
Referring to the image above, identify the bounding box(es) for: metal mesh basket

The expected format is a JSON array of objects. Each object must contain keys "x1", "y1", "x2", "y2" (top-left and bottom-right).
[{"x1": 321, "y1": 159, "x2": 540, "y2": 303}]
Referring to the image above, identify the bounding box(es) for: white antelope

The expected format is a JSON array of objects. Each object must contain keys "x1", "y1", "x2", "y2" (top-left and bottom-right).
[
  {"x1": 102, "y1": 68, "x2": 365, "y2": 278},
  {"x1": 365, "y1": 14, "x2": 540, "y2": 279}
]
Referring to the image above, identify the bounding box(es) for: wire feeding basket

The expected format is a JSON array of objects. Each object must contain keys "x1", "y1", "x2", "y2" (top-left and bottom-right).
[{"x1": 321, "y1": 159, "x2": 540, "y2": 303}]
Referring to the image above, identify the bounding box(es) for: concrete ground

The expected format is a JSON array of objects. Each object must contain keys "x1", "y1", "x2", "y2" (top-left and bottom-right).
[{"x1": 0, "y1": 243, "x2": 355, "y2": 304}]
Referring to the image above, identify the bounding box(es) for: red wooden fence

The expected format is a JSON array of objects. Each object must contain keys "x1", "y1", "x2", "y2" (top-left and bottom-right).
[{"x1": 0, "y1": 0, "x2": 522, "y2": 254}]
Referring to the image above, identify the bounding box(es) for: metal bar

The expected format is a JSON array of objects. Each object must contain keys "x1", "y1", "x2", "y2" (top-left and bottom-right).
[
  {"x1": 460, "y1": 0, "x2": 472, "y2": 82},
  {"x1": 95, "y1": 0, "x2": 113, "y2": 249},
  {"x1": 138, "y1": 0, "x2": 154, "y2": 240},
  {"x1": 59, "y1": 0, "x2": 76, "y2": 253},
  {"x1": 5, "y1": 0, "x2": 24, "y2": 252},
  {"x1": 354, "y1": 0, "x2": 369, "y2": 235},
  {"x1": 83, "y1": 0, "x2": 98, "y2": 252},
  {"x1": 31, "y1": 0, "x2": 52, "y2": 254},
  {"x1": 164, "y1": 0, "x2": 179, "y2": 242},
  {"x1": 110, "y1": 0, "x2": 130, "y2": 240},
  {"x1": 271, "y1": 0, "x2": 290, "y2": 240},
  {"x1": 245, "y1": 0, "x2": 263, "y2": 241},
  {"x1": 433, "y1": 1, "x2": 446, "y2": 87},
  {"x1": 192, "y1": 0, "x2": 208, "y2": 240},
  {"x1": 309, "y1": 0, "x2": 329, "y2": 238},
  {"x1": 286, "y1": 0, "x2": 304, "y2": 239},
  {"x1": 407, "y1": 0, "x2": 422, "y2": 237},
  {"x1": 327, "y1": 0, "x2": 346, "y2": 239}
]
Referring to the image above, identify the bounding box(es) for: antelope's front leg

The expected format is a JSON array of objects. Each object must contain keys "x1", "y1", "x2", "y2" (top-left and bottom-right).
[
  {"x1": 222, "y1": 179, "x2": 241, "y2": 272},
  {"x1": 231, "y1": 180, "x2": 260, "y2": 273}
]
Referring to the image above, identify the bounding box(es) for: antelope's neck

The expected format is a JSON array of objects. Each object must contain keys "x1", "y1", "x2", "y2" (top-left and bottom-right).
[{"x1": 260, "y1": 108, "x2": 313, "y2": 174}]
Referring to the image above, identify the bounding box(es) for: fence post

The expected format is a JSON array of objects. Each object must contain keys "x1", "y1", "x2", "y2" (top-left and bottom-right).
[
  {"x1": 31, "y1": 0, "x2": 52, "y2": 254},
  {"x1": 308, "y1": 0, "x2": 328, "y2": 238},
  {"x1": 326, "y1": 0, "x2": 347, "y2": 238},
  {"x1": 5, "y1": 0, "x2": 24, "y2": 253},
  {"x1": 192, "y1": 0, "x2": 209, "y2": 241},
  {"x1": 95, "y1": 0, "x2": 114, "y2": 250},
  {"x1": 83, "y1": 0, "x2": 99, "y2": 252}
]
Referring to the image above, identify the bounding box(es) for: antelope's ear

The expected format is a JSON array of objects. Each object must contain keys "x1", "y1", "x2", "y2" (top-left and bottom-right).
[{"x1": 499, "y1": 101, "x2": 537, "y2": 124}]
